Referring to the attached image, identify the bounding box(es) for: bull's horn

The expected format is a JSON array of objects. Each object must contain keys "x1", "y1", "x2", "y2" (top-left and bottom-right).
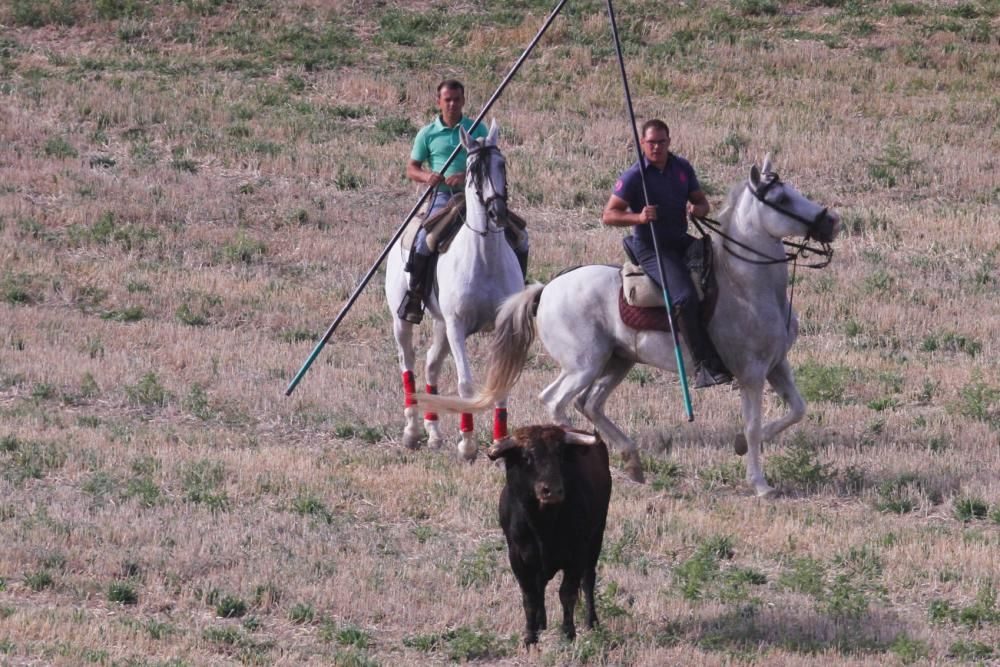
[
  {"x1": 562, "y1": 430, "x2": 598, "y2": 446},
  {"x1": 487, "y1": 436, "x2": 521, "y2": 460}
]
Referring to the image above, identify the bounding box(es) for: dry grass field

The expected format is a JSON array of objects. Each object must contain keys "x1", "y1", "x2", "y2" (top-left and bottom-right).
[{"x1": 1, "y1": 0, "x2": 999, "y2": 665}]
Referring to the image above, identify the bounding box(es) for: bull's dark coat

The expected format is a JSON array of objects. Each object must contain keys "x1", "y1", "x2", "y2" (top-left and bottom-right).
[{"x1": 490, "y1": 425, "x2": 612, "y2": 646}]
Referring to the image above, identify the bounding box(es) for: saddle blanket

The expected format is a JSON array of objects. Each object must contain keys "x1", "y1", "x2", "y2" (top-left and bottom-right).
[{"x1": 618, "y1": 287, "x2": 672, "y2": 332}]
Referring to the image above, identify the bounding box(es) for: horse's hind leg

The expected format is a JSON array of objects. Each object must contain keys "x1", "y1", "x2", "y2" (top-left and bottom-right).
[
  {"x1": 761, "y1": 359, "x2": 806, "y2": 442},
  {"x1": 539, "y1": 365, "x2": 606, "y2": 428},
  {"x1": 393, "y1": 318, "x2": 423, "y2": 450},
  {"x1": 422, "y1": 318, "x2": 451, "y2": 448},
  {"x1": 739, "y1": 381, "x2": 776, "y2": 498},
  {"x1": 575, "y1": 356, "x2": 645, "y2": 483}
]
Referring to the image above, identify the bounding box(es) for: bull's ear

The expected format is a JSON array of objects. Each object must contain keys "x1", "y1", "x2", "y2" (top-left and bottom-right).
[
  {"x1": 562, "y1": 429, "x2": 598, "y2": 446},
  {"x1": 487, "y1": 437, "x2": 521, "y2": 461}
]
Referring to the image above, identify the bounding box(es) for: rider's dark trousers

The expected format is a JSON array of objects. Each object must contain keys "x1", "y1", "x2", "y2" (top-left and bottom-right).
[{"x1": 626, "y1": 235, "x2": 697, "y2": 308}]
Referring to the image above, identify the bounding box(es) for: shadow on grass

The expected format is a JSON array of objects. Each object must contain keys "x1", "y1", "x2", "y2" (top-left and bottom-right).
[{"x1": 665, "y1": 605, "x2": 904, "y2": 658}]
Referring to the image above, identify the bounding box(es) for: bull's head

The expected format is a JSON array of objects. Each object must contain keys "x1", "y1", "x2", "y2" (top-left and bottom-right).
[{"x1": 488, "y1": 425, "x2": 600, "y2": 506}]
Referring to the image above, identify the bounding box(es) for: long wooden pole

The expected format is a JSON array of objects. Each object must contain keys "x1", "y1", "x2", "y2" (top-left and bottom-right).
[
  {"x1": 285, "y1": 0, "x2": 570, "y2": 396},
  {"x1": 606, "y1": 0, "x2": 694, "y2": 421}
]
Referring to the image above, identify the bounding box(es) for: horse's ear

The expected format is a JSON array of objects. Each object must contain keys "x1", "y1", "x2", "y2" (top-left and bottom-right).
[
  {"x1": 749, "y1": 163, "x2": 761, "y2": 189},
  {"x1": 459, "y1": 126, "x2": 473, "y2": 151},
  {"x1": 487, "y1": 118, "x2": 500, "y2": 146},
  {"x1": 761, "y1": 152, "x2": 774, "y2": 176}
]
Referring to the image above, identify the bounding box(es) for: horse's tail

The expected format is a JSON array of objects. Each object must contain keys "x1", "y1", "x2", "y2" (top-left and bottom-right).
[{"x1": 414, "y1": 283, "x2": 544, "y2": 414}]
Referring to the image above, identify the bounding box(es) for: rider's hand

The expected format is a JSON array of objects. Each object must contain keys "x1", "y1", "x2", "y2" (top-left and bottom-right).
[
  {"x1": 444, "y1": 174, "x2": 464, "y2": 189},
  {"x1": 638, "y1": 205, "x2": 658, "y2": 224},
  {"x1": 426, "y1": 172, "x2": 444, "y2": 188}
]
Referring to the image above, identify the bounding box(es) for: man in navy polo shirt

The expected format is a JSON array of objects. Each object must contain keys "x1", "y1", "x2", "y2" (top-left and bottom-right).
[
  {"x1": 601, "y1": 119, "x2": 731, "y2": 388},
  {"x1": 398, "y1": 79, "x2": 529, "y2": 324}
]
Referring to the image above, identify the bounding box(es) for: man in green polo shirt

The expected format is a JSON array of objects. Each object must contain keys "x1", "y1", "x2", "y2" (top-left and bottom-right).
[{"x1": 398, "y1": 79, "x2": 529, "y2": 324}]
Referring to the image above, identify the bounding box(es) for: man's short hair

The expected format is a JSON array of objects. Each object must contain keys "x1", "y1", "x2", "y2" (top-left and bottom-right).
[
  {"x1": 641, "y1": 119, "x2": 670, "y2": 138},
  {"x1": 437, "y1": 79, "x2": 465, "y2": 97}
]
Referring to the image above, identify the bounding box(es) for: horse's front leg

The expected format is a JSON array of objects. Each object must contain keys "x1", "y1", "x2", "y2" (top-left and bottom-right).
[
  {"x1": 492, "y1": 399, "x2": 509, "y2": 445},
  {"x1": 393, "y1": 318, "x2": 423, "y2": 451},
  {"x1": 761, "y1": 359, "x2": 807, "y2": 443},
  {"x1": 423, "y1": 318, "x2": 451, "y2": 449},
  {"x1": 739, "y1": 381, "x2": 776, "y2": 498},
  {"x1": 445, "y1": 321, "x2": 478, "y2": 462}
]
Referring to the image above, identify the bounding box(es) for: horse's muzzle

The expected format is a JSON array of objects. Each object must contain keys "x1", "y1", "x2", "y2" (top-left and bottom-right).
[
  {"x1": 808, "y1": 210, "x2": 841, "y2": 243},
  {"x1": 488, "y1": 199, "x2": 509, "y2": 226}
]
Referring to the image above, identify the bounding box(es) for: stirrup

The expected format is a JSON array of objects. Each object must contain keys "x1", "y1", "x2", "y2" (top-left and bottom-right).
[{"x1": 397, "y1": 291, "x2": 424, "y2": 324}]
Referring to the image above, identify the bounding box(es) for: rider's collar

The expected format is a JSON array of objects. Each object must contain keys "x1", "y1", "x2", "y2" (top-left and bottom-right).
[
  {"x1": 434, "y1": 115, "x2": 465, "y2": 131},
  {"x1": 641, "y1": 153, "x2": 672, "y2": 172}
]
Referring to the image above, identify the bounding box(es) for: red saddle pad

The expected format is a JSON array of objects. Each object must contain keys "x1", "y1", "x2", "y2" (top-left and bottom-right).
[{"x1": 618, "y1": 288, "x2": 672, "y2": 332}]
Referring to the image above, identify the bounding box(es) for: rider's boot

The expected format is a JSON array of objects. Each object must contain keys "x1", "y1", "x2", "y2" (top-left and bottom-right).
[
  {"x1": 398, "y1": 253, "x2": 431, "y2": 324},
  {"x1": 675, "y1": 301, "x2": 733, "y2": 388}
]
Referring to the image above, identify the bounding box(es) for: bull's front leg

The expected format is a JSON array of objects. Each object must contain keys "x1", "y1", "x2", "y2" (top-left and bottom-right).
[
  {"x1": 519, "y1": 583, "x2": 545, "y2": 646},
  {"x1": 582, "y1": 565, "x2": 599, "y2": 629},
  {"x1": 558, "y1": 570, "x2": 582, "y2": 640}
]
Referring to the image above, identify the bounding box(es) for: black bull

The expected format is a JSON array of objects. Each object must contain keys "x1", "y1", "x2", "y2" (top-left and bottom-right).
[{"x1": 489, "y1": 425, "x2": 612, "y2": 647}]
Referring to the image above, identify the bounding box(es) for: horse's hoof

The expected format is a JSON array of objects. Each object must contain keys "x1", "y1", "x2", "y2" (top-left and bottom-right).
[
  {"x1": 425, "y1": 422, "x2": 443, "y2": 449},
  {"x1": 458, "y1": 437, "x2": 478, "y2": 462},
  {"x1": 402, "y1": 431, "x2": 423, "y2": 451},
  {"x1": 623, "y1": 452, "x2": 645, "y2": 483},
  {"x1": 734, "y1": 434, "x2": 748, "y2": 456},
  {"x1": 754, "y1": 484, "x2": 778, "y2": 499}
]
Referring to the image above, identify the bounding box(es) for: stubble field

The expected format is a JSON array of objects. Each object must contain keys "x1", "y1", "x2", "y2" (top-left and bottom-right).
[{"x1": 1, "y1": 1, "x2": 999, "y2": 665}]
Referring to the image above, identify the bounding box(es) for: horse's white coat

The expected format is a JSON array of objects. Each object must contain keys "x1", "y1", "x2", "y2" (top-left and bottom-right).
[
  {"x1": 384, "y1": 120, "x2": 523, "y2": 458},
  {"x1": 416, "y1": 157, "x2": 841, "y2": 495}
]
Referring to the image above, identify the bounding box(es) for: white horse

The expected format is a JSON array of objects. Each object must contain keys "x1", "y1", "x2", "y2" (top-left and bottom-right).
[
  {"x1": 385, "y1": 119, "x2": 524, "y2": 460},
  {"x1": 416, "y1": 157, "x2": 841, "y2": 496}
]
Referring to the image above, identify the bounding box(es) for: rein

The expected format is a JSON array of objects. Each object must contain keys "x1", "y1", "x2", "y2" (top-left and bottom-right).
[
  {"x1": 690, "y1": 175, "x2": 834, "y2": 269},
  {"x1": 690, "y1": 215, "x2": 833, "y2": 268}
]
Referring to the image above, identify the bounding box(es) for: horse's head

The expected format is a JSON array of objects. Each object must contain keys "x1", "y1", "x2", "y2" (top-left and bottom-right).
[
  {"x1": 461, "y1": 119, "x2": 508, "y2": 226},
  {"x1": 747, "y1": 154, "x2": 841, "y2": 244}
]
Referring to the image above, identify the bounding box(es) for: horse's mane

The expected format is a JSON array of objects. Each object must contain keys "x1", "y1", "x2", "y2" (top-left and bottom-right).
[{"x1": 715, "y1": 180, "x2": 745, "y2": 233}]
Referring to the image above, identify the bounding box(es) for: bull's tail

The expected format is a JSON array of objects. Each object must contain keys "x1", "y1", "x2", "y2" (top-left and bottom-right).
[{"x1": 414, "y1": 283, "x2": 543, "y2": 414}]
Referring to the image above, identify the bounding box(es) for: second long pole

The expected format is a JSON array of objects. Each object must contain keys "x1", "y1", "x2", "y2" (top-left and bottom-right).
[{"x1": 605, "y1": 0, "x2": 694, "y2": 421}]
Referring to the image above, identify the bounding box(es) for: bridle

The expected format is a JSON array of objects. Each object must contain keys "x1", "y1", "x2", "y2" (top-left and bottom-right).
[
  {"x1": 691, "y1": 172, "x2": 834, "y2": 269},
  {"x1": 465, "y1": 143, "x2": 509, "y2": 235}
]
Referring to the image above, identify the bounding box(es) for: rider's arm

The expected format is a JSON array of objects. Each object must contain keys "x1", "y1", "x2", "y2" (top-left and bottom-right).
[
  {"x1": 407, "y1": 159, "x2": 443, "y2": 187},
  {"x1": 687, "y1": 189, "x2": 710, "y2": 218},
  {"x1": 602, "y1": 194, "x2": 656, "y2": 227}
]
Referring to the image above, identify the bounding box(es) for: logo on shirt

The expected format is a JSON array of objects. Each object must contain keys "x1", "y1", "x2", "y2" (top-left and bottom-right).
[
  {"x1": 614, "y1": 179, "x2": 624, "y2": 192},
  {"x1": 678, "y1": 171, "x2": 687, "y2": 184}
]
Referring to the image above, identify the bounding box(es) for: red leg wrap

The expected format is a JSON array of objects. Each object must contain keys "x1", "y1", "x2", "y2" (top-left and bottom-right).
[
  {"x1": 424, "y1": 384, "x2": 438, "y2": 422},
  {"x1": 402, "y1": 371, "x2": 416, "y2": 408},
  {"x1": 460, "y1": 413, "x2": 474, "y2": 433},
  {"x1": 493, "y1": 408, "x2": 508, "y2": 441}
]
